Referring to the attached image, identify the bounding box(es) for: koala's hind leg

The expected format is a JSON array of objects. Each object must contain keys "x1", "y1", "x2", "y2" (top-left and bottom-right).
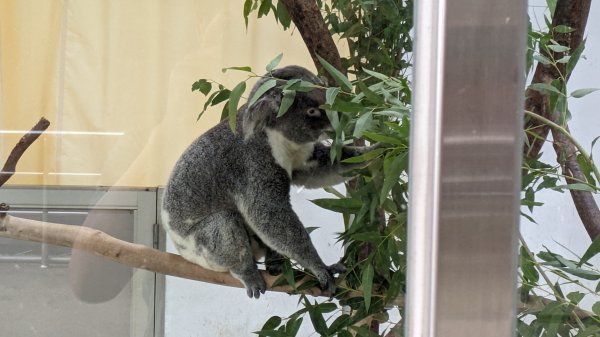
[{"x1": 194, "y1": 211, "x2": 267, "y2": 298}]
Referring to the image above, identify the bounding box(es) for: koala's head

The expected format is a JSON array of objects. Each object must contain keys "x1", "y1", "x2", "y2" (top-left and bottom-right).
[{"x1": 242, "y1": 65, "x2": 330, "y2": 143}]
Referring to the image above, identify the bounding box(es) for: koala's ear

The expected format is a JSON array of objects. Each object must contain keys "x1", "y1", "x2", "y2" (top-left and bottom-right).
[{"x1": 242, "y1": 91, "x2": 281, "y2": 139}]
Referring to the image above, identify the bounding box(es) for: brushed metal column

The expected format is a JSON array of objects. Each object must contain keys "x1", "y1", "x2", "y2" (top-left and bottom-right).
[{"x1": 405, "y1": 0, "x2": 526, "y2": 336}]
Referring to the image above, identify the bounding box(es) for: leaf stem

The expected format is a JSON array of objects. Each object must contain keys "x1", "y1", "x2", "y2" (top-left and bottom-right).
[{"x1": 524, "y1": 110, "x2": 600, "y2": 184}]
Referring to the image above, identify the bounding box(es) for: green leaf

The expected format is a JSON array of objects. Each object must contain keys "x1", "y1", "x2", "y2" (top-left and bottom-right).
[
  {"x1": 352, "y1": 111, "x2": 372, "y2": 139},
  {"x1": 316, "y1": 55, "x2": 352, "y2": 91},
  {"x1": 305, "y1": 299, "x2": 328, "y2": 336},
  {"x1": 520, "y1": 246, "x2": 539, "y2": 284},
  {"x1": 266, "y1": 53, "x2": 284, "y2": 72},
  {"x1": 380, "y1": 153, "x2": 408, "y2": 205},
  {"x1": 592, "y1": 302, "x2": 600, "y2": 316},
  {"x1": 222, "y1": 66, "x2": 253, "y2": 73},
  {"x1": 326, "y1": 87, "x2": 340, "y2": 105},
  {"x1": 567, "y1": 39, "x2": 586, "y2": 75},
  {"x1": 341, "y1": 147, "x2": 386, "y2": 164},
  {"x1": 262, "y1": 316, "x2": 282, "y2": 331},
  {"x1": 579, "y1": 235, "x2": 600, "y2": 267},
  {"x1": 362, "y1": 131, "x2": 404, "y2": 146},
  {"x1": 528, "y1": 83, "x2": 563, "y2": 96},
  {"x1": 228, "y1": 81, "x2": 247, "y2": 131},
  {"x1": 275, "y1": 1, "x2": 291, "y2": 30},
  {"x1": 327, "y1": 314, "x2": 350, "y2": 334},
  {"x1": 277, "y1": 89, "x2": 296, "y2": 117},
  {"x1": 211, "y1": 89, "x2": 231, "y2": 106},
  {"x1": 559, "y1": 267, "x2": 600, "y2": 280},
  {"x1": 570, "y1": 88, "x2": 599, "y2": 98},
  {"x1": 249, "y1": 79, "x2": 277, "y2": 107},
  {"x1": 566, "y1": 291, "x2": 585, "y2": 305},
  {"x1": 362, "y1": 263, "x2": 374, "y2": 311},
  {"x1": 243, "y1": 0, "x2": 252, "y2": 28},
  {"x1": 554, "y1": 25, "x2": 576, "y2": 33},
  {"x1": 533, "y1": 54, "x2": 552, "y2": 65},
  {"x1": 191, "y1": 79, "x2": 212, "y2": 95},
  {"x1": 285, "y1": 317, "x2": 303, "y2": 336},
  {"x1": 351, "y1": 231, "x2": 383, "y2": 243},
  {"x1": 547, "y1": 44, "x2": 570, "y2": 53},
  {"x1": 554, "y1": 183, "x2": 596, "y2": 192},
  {"x1": 282, "y1": 258, "x2": 296, "y2": 289},
  {"x1": 363, "y1": 68, "x2": 389, "y2": 81},
  {"x1": 357, "y1": 80, "x2": 384, "y2": 105},
  {"x1": 311, "y1": 198, "x2": 363, "y2": 214},
  {"x1": 332, "y1": 100, "x2": 365, "y2": 113},
  {"x1": 258, "y1": 0, "x2": 271, "y2": 17}
]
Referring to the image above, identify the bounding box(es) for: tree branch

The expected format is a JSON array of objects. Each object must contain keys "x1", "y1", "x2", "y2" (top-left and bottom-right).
[
  {"x1": 0, "y1": 213, "x2": 332, "y2": 297},
  {"x1": 279, "y1": 0, "x2": 344, "y2": 81},
  {"x1": 524, "y1": 0, "x2": 591, "y2": 160},
  {"x1": 523, "y1": 0, "x2": 599, "y2": 240},
  {"x1": 0, "y1": 117, "x2": 50, "y2": 187}
]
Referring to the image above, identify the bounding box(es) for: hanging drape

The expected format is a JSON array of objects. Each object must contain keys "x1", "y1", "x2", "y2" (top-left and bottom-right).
[{"x1": 0, "y1": 0, "x2": 312, "y2": 187}]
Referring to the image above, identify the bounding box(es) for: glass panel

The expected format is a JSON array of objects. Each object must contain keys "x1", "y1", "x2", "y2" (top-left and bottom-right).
[{"x1": 0, "y1": 207, "x2": 134, "y2": 337}]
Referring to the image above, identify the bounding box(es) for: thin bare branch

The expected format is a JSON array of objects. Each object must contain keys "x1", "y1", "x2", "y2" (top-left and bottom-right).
[{"x1": 0, "y1": 117, "x2": 50, "y2": 187}]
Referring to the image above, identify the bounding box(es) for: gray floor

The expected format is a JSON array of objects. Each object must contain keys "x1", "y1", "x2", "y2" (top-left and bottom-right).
[{"x1": 0, "y1": 263, "x2": 130, "y2": 337}]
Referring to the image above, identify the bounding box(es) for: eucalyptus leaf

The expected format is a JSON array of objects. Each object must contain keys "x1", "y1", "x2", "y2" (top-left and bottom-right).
[
  {"x1": 362, "y1": 263, "x2": 374, "y2": 311},
  {"x1": 249, "y1": 79, "x2": 277, "y2": 107},
  {"x1": 221, "y1": 66, "x2": 253, "y2": 73},
  {"x1": 266, "y1": 53, "x2": 284, "y2": 72},
  {"x1": 578, "y1": 235, "x2": 600, "y2": 267},
  {"x1": 228, "y1": 81, "x2": 247, "y2": 131},
  {"x1": 278, "y1": 89, "x2": 296, "y2": 117},
  {"x1": 317, "y1": 55, "x2": 353, "y2": 91},
  {"x1": 570, "y1": 88, "x2": 599, "y2": 98}
]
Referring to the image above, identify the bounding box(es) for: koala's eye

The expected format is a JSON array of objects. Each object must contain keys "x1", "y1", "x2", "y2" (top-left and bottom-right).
[{"x1": 306, "y1": 107, "x2": 321, "y2": 118}]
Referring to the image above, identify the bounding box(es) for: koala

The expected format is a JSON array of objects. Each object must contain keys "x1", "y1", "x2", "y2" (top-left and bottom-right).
[{"x1": 162, "y1": 65, "x2": 373, "y2": 298}]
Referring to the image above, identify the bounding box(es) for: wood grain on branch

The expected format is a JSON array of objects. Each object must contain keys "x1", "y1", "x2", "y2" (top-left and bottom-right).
[
  {"x1": 279, "y1": 0, "x2": 345, "y2": 81},
  {"x1": 0, "y1": 117, "x2": 50, "y2": 187},
  {"x1": 0, "y1": 214, "x2": 340, "y2": 298}
]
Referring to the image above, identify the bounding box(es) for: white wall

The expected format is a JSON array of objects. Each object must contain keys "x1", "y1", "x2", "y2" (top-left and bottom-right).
[
  {"x1": 164, "y1": 186, "x2": 346, "y2": 337},
  {"x1": 164, "y1": 3, "x2": 600, "y2": 336},
  {"x1": 521, "y1": 0, "x2": 600, "y2": 310}
]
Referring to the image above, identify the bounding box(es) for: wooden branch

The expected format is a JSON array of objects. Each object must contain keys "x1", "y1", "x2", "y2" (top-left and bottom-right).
[
  {"x1": 279, "y1": 0, "x2": 345, "y2": 82},
  {"x1": 551, "y1": 121, "x2": 600, "y2": 239},
  {"x1": 523, "y1": 0, "x2": 599, "y2": 240},
  {"x1": 0, "y1": 117, "x2": 50, "y2": 187},
  {"x1": 524, "y1": 0, "x2": 591, "y2": 160},
  {"x1": 0, "y1": 214, "x2": 334, "y2": 297}
]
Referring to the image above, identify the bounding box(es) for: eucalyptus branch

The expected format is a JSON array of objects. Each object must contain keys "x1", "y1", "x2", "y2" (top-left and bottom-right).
[
  {"x1": 524, "y1": 109, "x2": 600, "y2": 184},
  {"x1": 519, "y1": 235, "x2": 587, "y2": 330}
]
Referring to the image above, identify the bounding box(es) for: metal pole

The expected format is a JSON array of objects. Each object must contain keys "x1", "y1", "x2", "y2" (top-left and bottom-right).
[{"x1": 406, "y1": 0, "x2": 526, "y2": 336}]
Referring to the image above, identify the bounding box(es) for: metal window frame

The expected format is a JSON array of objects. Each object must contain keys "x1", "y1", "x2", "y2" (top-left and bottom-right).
[
  {"x1": 0, "y1": 185, "x2": 163, "y2": 337},
  {"x1": 406, "y1": 1, "x2": 526, "y2": 336}
]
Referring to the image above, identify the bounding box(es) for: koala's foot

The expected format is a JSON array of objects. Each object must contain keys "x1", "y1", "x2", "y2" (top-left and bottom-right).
[
  {"x1": 265, "y1": 249, "x2": 284, "y2": 276},
  {"x1": 313, "y1": 263, "x2": 346, "y2": 294},
  {"x1": 232, "y1": 267, "x2": 267, "y2": 299}
]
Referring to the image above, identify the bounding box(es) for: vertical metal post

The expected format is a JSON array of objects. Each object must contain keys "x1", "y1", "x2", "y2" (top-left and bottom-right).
[{"x1": 405, "y1": 0, "x2": 526, "y2": 336}]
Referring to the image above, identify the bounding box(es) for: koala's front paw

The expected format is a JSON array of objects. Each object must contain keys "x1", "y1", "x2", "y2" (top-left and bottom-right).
[
  {"x1": 244, "y1": 274, "x2": 267, "y2": 299},
  {"x1": 314, "y1": 263, "x2": 345, "y2": 294}
]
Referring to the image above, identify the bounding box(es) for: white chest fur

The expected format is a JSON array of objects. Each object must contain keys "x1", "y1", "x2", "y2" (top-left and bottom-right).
[{"x1": 265, "y1": 128, "x2": 315, "y2": 177}]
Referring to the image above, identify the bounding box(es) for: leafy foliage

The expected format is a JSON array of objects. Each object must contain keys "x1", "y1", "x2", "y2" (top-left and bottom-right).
[{"x1": 192, "y1": 1, "x2": 600, "y2": 336}]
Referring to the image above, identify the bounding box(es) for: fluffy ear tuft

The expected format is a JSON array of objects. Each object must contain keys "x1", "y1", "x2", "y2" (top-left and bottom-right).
[{"x1": 242, "y1": 91, "x2": 281, "y2": 139}]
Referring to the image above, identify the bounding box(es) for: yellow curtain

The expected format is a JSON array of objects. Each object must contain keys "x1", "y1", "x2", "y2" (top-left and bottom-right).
[{"x1": 0, "y1": 0, "x2": 313, "y2": 187}]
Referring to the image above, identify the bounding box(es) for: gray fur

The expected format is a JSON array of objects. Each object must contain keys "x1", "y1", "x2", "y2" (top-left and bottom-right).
[{"x1": 162, "y1": 66, "x2": 372, "y2": 298}]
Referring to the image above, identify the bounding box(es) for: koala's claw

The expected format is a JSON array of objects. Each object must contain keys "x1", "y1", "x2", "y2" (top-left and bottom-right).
[
  {"x1": 245, "y1": 276, "x2": 267, "y2": 299},
  {"x1": 315, "y1": 263, "x2": 346, "y2": 295},
  {"x1": 327, "y1": 263, "x2": 346, "y2": 275}
]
